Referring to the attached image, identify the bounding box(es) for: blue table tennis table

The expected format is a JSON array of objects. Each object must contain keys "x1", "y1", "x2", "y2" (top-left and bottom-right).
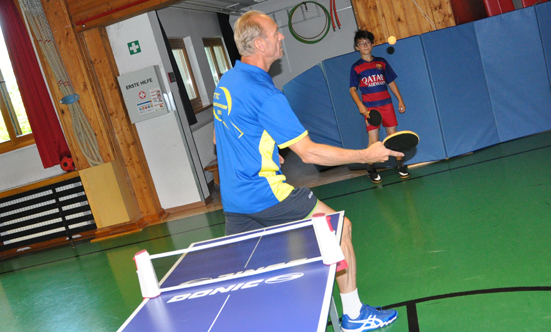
[{"x1": 117, "y1": 211, "x2": 345, "y2": 332}]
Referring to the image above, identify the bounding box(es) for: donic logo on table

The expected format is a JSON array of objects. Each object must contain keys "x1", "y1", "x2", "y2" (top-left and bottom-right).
[{"x1": 166, "y1": 273, "x2": 304, "y2": 303}]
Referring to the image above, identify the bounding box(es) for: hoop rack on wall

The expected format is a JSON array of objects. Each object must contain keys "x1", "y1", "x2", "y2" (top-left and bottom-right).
[
  {"x1": 265, "y1": 0, "x2": 352, "y2": 29},
  {"x1": 288, "y1": 1, "x2": 331, "y2": 44}
]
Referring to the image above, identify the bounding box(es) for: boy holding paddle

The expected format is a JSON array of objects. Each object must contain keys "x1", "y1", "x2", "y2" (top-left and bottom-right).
[{"x1": 349, "y1": 30, "x2": 408, "y2": 183}]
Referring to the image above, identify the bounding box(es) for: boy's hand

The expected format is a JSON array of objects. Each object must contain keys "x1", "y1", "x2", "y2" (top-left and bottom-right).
[
  {"x1": 358, "y1": 104, "x2": 369, "y2": 116},
  {"x1": 398, "y1": 101, "x2": 406, "y2": 113}
]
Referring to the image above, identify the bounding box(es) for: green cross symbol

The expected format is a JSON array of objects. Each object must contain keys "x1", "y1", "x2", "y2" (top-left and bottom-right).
[{"x1": 128, "y1": 41, "x2": 141, "y2": 55}]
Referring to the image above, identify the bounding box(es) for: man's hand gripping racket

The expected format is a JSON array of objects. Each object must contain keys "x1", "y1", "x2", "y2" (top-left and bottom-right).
[{"x1": 383, "y1": 131, "x2": 419, "y2": 153}]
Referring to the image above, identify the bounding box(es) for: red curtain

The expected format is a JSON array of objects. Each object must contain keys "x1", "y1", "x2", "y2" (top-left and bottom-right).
[
  {"x1": 522, "y1": 0, "x2": 549, "y2": 6},
  {"x1": 483, "y1": 0, "x2": 515, "y2": 16},
  {"x1": 449, "y1": 0, "x2": 488, "y2": 25},
  {"x1": 0, "y1": 0, "x2": 70, "y2": 168}
]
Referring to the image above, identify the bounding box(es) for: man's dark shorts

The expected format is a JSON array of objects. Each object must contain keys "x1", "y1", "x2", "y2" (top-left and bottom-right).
[{"x1": 224, "y1": 186, "x2": 319, "y2": 235}]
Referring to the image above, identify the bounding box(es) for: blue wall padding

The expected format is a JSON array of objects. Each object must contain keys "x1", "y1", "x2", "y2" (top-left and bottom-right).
[
  {"x1": 536, "y1": 2, "x2": 551, "y2": 86},
  {"x1": 321, "y1": 52, "x2": 372, "y2": 169},
  {"x1": 322, "y1": 36, "x2": 446, "y2": 169},
  {"x1": 283, "y1": 65, "x2": 342, "y2": 148},
  {"x1": 475, "y1": 7, "x2": 551, "y2": 142},
  {"x1": 371, "y1": 36, "x2": 447, "y2": 165},
  {"x1": 422, "y1": 23, "x2": 500, "y2": 158},
  {"x1": 283, "y1": 4, "x2": 551, "y2": 173}
]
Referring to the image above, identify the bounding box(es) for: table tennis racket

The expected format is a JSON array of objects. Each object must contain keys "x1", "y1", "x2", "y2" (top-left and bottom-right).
[
  {"x1": 367, "y1": 109, "x2": 382, "y2": 126},
  {"x1": 383, "y1": 130, "x2": 419, "y2": 152}
]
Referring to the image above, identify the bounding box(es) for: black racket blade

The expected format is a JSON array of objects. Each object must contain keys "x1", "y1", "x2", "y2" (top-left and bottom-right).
[
  {"x1": 367, "y1": 109, "x2": 382, "y2": 126},
  {"x1": 383, "y1": 131, "x2": 419, "y2": 152}
]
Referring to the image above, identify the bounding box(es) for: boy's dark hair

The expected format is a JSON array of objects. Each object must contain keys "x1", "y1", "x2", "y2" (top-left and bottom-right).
[{"x1": 354, "y1": 30, "x2": 375, "y2": 45}]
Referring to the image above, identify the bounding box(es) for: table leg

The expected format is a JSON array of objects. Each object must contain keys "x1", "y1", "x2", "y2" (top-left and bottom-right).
[{"x1": 329, "y1": 296, "x2": 341, "y2": 331}]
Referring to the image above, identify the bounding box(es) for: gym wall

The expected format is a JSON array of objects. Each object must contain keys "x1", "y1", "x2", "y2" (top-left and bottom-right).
[{"x1": 284, "y1": 2, "x2": 551, "y2": 170}]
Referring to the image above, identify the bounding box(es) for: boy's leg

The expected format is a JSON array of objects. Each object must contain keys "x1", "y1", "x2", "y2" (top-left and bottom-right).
[
  {"x1": 386, "y1": 126, "x2": 410, "y2": 179},
  {"x1": 367, "y1": 128, "x2": 380, "y2": 146},
  {"x1": 367, "y1": 129, "x2": 382, "y2": 183}
]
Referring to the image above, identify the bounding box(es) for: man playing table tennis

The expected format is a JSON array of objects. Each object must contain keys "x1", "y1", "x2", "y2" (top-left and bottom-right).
[{"x1": 213, "y1": 10, "x2": 401, "y2": 331}]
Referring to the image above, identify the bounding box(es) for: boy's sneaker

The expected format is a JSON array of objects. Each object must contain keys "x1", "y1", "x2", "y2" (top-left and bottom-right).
[
  {"x1": 342, "y1": 304, "x2": 398, "y2": 331},
  {"x1": 397, "y1": 164, "x2": 409, "y2": 179},
  {"x1": 367, "y1": 169, "x2": 382, "y2": 183}
]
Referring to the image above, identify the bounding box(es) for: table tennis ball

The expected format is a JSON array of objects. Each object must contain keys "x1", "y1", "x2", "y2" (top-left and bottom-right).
[{"x1": 388, "y1": 36, "x2": 397, "y2": 45}]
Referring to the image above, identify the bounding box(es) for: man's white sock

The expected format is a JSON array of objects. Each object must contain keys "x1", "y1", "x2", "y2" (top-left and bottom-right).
[{"x1": 340, "y1": 289, "x2": 363, "y2": 319}]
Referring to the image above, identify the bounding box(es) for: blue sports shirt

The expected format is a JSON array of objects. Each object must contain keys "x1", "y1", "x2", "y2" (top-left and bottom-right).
[
  {"x1": 350, "y1": 57, "x2": 397, "y2": 107},
  {"x1": 213, "y1": 61, "x2": 308, "y2": 214}
]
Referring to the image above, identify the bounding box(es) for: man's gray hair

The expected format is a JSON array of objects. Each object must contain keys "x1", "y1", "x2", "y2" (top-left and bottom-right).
[{"x1": 234, "y1": 10, "x2": 267, "y2": 57}]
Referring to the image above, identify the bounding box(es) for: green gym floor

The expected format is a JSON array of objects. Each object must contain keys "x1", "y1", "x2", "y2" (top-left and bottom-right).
[{"x1": 1, "y1": 131, "x2": 550, "y2": 332}]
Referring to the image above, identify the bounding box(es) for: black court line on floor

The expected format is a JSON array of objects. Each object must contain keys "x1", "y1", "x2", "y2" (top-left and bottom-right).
[
  {"x1": 320, "y1": 143, "x2": 551, "y2": 202},
  {"x1": 0, "y1": 221, "x2": 226, "y2": 276},
  {"x1": 388, "y1": 286, "x2": 551, "y2": 332},
  {"x1": 327, "y1": 286, "x2": 551, "y2": 331}
]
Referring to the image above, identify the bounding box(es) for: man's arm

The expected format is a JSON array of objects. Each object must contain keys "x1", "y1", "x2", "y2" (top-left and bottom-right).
[
  {"x1": 349, "y1": 87, "x2": 369, "y2": 116},
  {"x1": 388, "y1": 81, "x2": 405, "y2": 113},
  {"x1": 288, "y1": 134, "x2": 403, "y2": 166}
]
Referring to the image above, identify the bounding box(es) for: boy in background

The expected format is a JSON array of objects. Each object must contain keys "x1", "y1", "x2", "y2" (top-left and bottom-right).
[{"x1": 349, "y1": 30, "x2": 407, "y2": 183}]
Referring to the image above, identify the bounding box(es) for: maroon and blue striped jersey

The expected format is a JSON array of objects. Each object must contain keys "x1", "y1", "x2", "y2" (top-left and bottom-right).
[{"x1": 350, "y1": 57, "x2": 397, "y2": 108}]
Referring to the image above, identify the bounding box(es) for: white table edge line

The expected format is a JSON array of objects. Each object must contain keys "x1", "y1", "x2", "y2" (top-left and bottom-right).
[
  {"x1": 159, "y1": 256, "x2": 324, "y2": 293},
  {"x1": 150, "y1": 221, "x2": 313, "y2": 260}
]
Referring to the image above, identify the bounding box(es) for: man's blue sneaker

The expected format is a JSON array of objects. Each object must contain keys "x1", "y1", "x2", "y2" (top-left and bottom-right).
[{"x1": 341, "y1": 304, "x2": 397, "y2": 331}]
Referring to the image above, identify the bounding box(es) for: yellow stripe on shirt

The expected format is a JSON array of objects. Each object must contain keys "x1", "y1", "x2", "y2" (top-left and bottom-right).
[
  {"x1": 278, "y1": 130, "x2": 308, "y2": 149},
  {"x1": 258, "y1": 130, "x2": 294, "y2": 202}
]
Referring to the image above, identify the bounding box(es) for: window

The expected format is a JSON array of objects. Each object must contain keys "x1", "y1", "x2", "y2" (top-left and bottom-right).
[
  {"x1": 169, "y1": 39, "x2": 203, "y2": 112},
  {"x1": 203, "y1": 38, "x2": 230, "y2": 86},
  {"x1": 0, "y1": 26, "x2": 34, "y2": 153}
]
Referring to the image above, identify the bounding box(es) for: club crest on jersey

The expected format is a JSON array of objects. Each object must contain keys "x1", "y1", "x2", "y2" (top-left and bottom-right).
[{"x1": 376, "y1": 63, "x2": 383, "y2": 70}]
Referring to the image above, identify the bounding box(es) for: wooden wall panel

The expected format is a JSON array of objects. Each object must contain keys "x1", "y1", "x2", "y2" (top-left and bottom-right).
[
  {"x1": 69, "y1": 0, "x2": 139, "y2": 23},
  {"x1": 403, "y1": 0, "x2": 429, "y2": 34},
  {"x1": 66, "y1": 0, "x2": 181, "y2": 31},
  {"x1": 18, "y1": 0, "x2": 168, "y2": 235},
  {"x1": 40, "y1": 0, "x2": 115, "y2": 169},
  {"x1": 81, "y1": 27, "x2": 165, "y2": 222},
  {"x1": 352, "y1": 0, "x2": 456, "y2": 45},
  {"x1": 428, "y1": 0, "x2": 456, "y2": 28}
]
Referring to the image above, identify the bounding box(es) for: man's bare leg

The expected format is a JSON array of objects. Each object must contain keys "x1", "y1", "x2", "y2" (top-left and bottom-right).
[
  {"x1": 311, "y1": 201, "x2": 356, "y2": 293},
  {"x1": 310, "y1": 200, "x2": 398, "y2": 329}
]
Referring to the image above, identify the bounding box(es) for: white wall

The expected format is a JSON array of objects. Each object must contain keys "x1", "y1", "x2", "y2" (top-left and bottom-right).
[
  {"x1": 0, "y1": 145, "x2": 64, "y2": 192},
  {"x1": 135, "y1": 112, "x2": 201, "y2": 208},
  {"x1": 157, "y1": 7, "x2": 223, "y2": 104},
  {"x1": 232, "y1": 0, "x2": 358, "y2": 89},
  {"x1": 106, "y1": 13, "x2": 203, "y2": 209},
  {"x1": 107, "y1": 14, "x2": 170, "y2": 92},
  {"x1": 156, "y1": 7, "x2": 221, "y2": 171}
]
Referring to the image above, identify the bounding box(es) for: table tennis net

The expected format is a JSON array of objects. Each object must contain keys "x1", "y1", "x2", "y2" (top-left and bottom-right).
[{"x1": 153, "y1": 221, "x2": 323, "y2": 293}]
